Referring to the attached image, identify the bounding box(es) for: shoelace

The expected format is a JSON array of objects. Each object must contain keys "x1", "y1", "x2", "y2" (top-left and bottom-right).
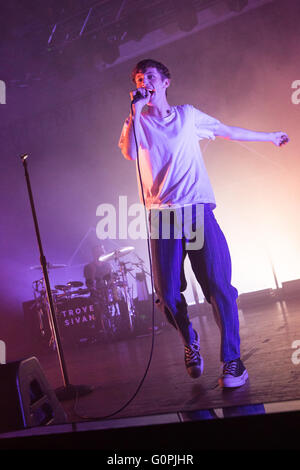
[
  {"x1": 223, "y1": 360, "x2": 238, "y2": 375},
  {"x1": 184, "y1": 343, "x2": 200, "y2": 365}
]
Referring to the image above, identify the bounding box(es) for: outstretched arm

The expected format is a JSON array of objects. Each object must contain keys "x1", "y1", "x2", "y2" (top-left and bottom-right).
[{"x1": 215, "y1": 123, "x2": 289, "y2": 147}]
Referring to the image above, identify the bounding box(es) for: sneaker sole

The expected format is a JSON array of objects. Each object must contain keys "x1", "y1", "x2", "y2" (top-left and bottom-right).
[
  {"x1": 187, "y1": 356, "x2": 204, "y2": 379},
  {"x1": 219, "y1": 369, "x2": 248, "y2": 388}
]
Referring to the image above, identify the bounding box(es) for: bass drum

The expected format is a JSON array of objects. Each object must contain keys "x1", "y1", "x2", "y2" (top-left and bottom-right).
[{"x1": 56, "y1": 297, "x2": 100, "y2": 346}]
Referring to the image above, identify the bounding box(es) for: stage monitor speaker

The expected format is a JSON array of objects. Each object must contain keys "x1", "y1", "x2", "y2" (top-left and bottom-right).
[
  {"x1": 237, "y1": 288, "x2": 275, "y2": 307},
  {"x1": 0, "y1": 356, "x2": 66, "y2": 434},
  {"x1": 281, "y1": 279, "x2": 300, "y2": 298}
]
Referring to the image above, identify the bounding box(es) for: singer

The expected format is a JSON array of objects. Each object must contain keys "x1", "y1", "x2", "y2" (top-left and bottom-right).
[{"x1": 119, "y1": 59, "x2": 289, "y2": 387}]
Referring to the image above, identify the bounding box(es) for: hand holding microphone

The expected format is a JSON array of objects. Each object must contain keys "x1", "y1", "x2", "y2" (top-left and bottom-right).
[
  {"x1": 130, "y1": 87, "x2": 154, "y2": 113},
  {"x1": 271, "y1": 131, "x2": 290, "y2": 147}
]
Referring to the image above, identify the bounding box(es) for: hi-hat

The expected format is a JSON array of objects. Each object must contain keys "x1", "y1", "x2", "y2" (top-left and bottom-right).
[{"x1": 98, "y1": 246, "x2": 134, "y2": 262}]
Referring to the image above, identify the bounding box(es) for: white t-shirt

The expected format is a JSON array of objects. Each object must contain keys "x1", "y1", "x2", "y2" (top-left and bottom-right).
[{"x1": 119, "y1": 104, "x2": 220, "y2": 210}]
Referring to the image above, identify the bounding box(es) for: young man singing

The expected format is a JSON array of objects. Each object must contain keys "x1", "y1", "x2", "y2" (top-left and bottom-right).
[{"x1": 119, "y1": 59, "x2": 289, "y2": 388}]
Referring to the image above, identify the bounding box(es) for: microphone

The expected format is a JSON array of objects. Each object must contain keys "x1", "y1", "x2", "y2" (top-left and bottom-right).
[{"x1": 131, "y1": 89, "x2": 154, "y2": 104}]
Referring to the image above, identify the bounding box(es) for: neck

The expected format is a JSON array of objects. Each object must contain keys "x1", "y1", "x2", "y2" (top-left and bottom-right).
[{"x1": 147, "y1": 98, "x2": 171, "y2": 119}]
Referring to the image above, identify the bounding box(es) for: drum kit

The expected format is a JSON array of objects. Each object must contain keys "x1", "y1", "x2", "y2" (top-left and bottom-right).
[
  {"x1": 30, "y1": 246, "x2": 142, "y2": 347},
  {"x1": 96, "y1": 246, "x2": 137, "y2": 340}
]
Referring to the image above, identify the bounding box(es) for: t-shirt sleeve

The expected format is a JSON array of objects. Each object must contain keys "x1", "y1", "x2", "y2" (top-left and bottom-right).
[{"x1": 192, "y1": 105, "x2": 221, "y2": 140}]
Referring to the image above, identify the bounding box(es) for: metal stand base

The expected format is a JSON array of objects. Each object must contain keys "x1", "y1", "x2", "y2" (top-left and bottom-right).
[{"x1": 55, "y1": 384, "x2": 94, "y2": 401}]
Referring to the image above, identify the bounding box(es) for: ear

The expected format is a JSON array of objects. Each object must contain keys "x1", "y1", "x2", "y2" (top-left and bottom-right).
[{"x1": 163, "y1": 78, "x2": 171, "y2": 89}]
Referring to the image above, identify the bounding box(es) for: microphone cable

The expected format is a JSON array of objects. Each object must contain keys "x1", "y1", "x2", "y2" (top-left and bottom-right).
[{"x1": 72, "y1": 101, "x2": 156, "y2": 422}]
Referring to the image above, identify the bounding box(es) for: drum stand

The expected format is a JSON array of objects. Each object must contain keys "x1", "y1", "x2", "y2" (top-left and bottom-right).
[
  {"x1": 21, "y1": 154, "x2": 93, "y2": 401},
  {"x1": 115, "y1": 259, "x2": 137, "y2": 333}
]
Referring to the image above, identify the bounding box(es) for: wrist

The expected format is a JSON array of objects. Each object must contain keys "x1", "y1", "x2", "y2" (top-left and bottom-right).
[
  {"x1": 268, "y1": 132, "x2": 275, "y2": 143},
  {"x1": 131, "y1": 110, "x2": 142, "y2": 122}
]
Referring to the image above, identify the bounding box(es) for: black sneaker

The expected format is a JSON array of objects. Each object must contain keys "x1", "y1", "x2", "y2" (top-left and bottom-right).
[
  {"x1": 184, "y1": 331, "x2": 203, "y2": 379},
  {"x1": 219, "y1": 358, "x2": 248, "y2": 388}
]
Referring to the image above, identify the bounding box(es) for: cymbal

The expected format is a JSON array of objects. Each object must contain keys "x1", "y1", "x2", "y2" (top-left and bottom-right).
[
  {"x1": 98, "y1": 246, "x2": 135, "y2": 262},
  {"x1": 72, "y1": 288, "x2": 90, "y2": 295},
  {"x1": 30, "y1": 263, "x2": 67, "y2": 270},
  {"x1": 67, "y1": 281, "x2": 83, "y2": 288},
  {"x1": 55, "y1": 292, "x2": 68, "y2": 299},
  {"x1": 54, "y1": 284, "x2": 71, "y2": 291}
]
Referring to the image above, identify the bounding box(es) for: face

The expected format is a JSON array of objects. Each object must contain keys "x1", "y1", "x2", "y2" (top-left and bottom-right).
[
  {"x1": 92, "y1": 245, "x2": 104, "y2": 261},
  {"x1": 134, "y1": 67, "x2": 170, "y2": 104}
]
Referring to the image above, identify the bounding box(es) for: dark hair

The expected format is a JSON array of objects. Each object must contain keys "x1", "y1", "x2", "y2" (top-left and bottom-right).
[{"x1": 131, "y1": 59, "x2": 171, "y2": 83}]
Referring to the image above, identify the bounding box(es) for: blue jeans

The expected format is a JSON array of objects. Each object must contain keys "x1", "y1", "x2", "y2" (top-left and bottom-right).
[{"x1": 150, "y1": 204, "x2": 240, "y2": 362}]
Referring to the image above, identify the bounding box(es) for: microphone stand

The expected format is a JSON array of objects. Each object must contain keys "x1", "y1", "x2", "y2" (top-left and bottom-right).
[{"x1": 21, "y1": 154, "x2": 92, "y2": 401}]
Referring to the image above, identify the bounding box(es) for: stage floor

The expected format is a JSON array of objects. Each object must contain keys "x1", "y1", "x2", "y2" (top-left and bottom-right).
[
  {"x1": 2, "y1": 295, "x2": 300, "y2": 443},
  {"x1": 22, "y1": 296, "x2": 300, "y2": 425}
]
